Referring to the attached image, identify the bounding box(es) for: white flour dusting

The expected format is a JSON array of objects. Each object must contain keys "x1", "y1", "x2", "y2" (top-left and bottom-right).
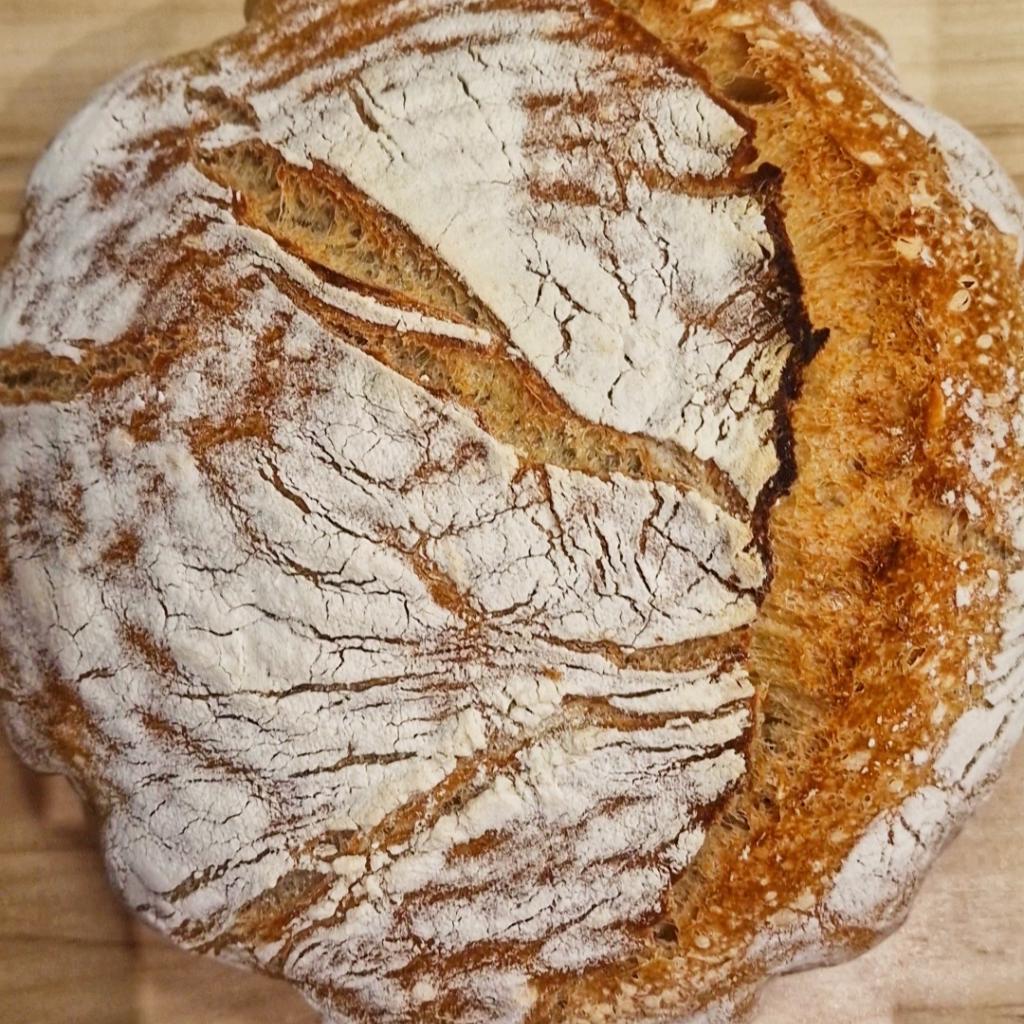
[{"x1": 0, "y1": 0, "x2": 789, "y2": 1020}]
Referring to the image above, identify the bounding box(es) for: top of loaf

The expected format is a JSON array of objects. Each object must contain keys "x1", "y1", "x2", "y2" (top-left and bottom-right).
[{"x1": 1, "y1": 1, "x2": 1023, "y2": 1023}]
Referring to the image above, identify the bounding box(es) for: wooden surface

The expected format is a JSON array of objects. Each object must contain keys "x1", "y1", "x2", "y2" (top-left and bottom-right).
[{"x1": 1, "y1": 1, "x2": 1023, "y2": 1022}]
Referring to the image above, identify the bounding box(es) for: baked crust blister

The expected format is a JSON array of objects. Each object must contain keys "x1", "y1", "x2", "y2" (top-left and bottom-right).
[{"x1": 0, "y1": 1, "x2": 1022, "y2": 1022}]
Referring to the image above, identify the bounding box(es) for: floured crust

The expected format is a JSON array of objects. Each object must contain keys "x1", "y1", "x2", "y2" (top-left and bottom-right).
[{"x1": 0, "y1": 1, "x2": 1021, "y2": 1023}]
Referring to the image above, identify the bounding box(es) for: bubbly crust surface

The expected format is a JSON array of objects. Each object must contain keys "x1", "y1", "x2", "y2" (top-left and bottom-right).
[{"x1": 1, "y1": 1, "x2": 1022, "y2": 1022}]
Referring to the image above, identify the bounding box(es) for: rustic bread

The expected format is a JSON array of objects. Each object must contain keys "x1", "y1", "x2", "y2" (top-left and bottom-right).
[{"x1": 1, "y1": 0, "x2": 1023, "y2": 1022}]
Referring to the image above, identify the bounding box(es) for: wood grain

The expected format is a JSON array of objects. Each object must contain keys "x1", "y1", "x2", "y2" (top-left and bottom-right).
[{"x1": 0, "y1": 2, "x2": 1022, "y2": 1022}]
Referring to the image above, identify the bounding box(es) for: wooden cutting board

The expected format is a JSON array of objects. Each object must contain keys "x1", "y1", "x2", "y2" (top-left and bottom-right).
[{"x1": 1, "y1": 2, "x2": 1022, "y2": 1022}]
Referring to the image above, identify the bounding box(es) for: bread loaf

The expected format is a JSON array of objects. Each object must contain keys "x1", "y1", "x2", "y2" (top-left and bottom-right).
[{"x1": 1, "y1": 1, "x2": 1022, "y2": 1022}]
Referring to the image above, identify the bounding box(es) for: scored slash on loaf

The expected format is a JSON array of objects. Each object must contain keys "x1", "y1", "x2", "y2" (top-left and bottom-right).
[{"x1": 1, "y1": 0, "x2": 1023, "y2": 1022}]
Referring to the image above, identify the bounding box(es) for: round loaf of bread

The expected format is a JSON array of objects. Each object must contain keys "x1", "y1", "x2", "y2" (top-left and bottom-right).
[{"x1": 2, "y1": 0, "x2": 1023, "y2": 1021}]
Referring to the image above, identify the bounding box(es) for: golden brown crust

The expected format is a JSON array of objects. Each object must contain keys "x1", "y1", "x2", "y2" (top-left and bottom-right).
[{"x1": 533, "y1": 1, "x2": 1024, "y2": 1020}]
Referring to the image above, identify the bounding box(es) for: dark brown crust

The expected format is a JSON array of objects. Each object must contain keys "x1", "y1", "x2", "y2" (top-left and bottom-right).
[{"x1": 746, "y1": 162, "x2": 831, "y2": 578}]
